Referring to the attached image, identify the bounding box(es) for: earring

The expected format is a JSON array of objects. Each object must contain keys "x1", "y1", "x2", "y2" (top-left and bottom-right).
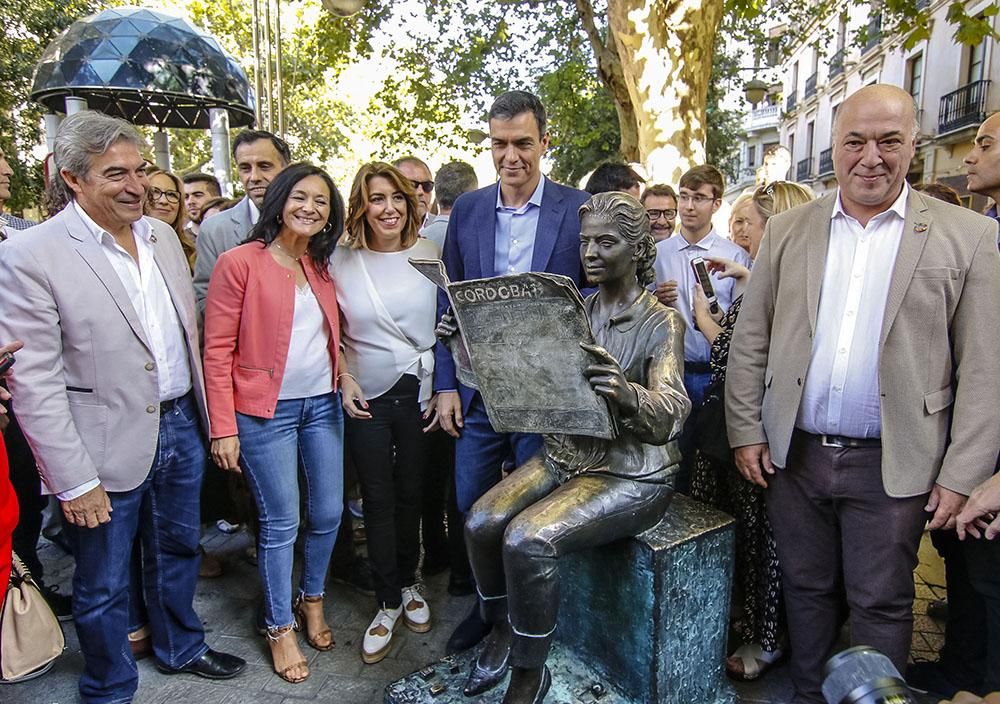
[
  {"x1": 322, "y1": 222, "x2": 332, "y2": 233},
  {"x1": 276, "y1": 215, "x2": 282, "y2": 224}
]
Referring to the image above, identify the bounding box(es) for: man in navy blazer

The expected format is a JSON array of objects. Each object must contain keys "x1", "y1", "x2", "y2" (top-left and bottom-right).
[{"x1": 433, "y1": 91, "x2": 590, "y2": 651}]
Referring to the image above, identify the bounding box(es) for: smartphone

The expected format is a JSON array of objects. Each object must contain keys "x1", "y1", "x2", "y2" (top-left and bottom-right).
[
  {"x1": 0, "y1": 351, "x2": 14, "y2": 375},
  {"x1": 690, "y1": 257, "x2": 720, "y2": 314}
]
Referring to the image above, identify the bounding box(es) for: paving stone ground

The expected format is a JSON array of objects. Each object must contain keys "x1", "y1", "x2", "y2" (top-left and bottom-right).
[{"x1": 3, "y1": 527, "x2": 948, "y2": 704}]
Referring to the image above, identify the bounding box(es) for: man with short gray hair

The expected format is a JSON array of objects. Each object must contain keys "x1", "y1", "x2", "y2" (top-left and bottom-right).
[
  {"x1": 0, "y1": 110, "x2": 245, "y2": 703},
  {"x1": 422, "y1": 160, "x2": 477, "y2": 248}
]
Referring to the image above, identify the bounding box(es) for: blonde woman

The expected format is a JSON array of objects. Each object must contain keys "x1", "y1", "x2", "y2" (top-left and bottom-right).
[{"x1": 332, "y1": 162, "x2": 441, "y2": 664}]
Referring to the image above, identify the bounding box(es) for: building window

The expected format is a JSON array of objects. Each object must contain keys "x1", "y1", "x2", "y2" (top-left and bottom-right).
[
  {"x1": 788, "y1": 133, "x2": 796, "y2": 161},
  {"x1": 907, "y1": 54, "x2": 923, "y2": 108},
  {"x1": 806, "y1": 121, "x2": 815, "y2": 160},
  {"x1": 748, "y1": 145, "x2": 756, "y2": 168},
  {"x1": 968, "y1": 33, "x2": 986, "y2": 83}
]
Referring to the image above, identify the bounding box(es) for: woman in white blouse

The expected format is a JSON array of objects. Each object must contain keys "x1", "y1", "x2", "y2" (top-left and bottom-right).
[{"x1": 332, "y1": 162, "x2": 441, "y2": 664}]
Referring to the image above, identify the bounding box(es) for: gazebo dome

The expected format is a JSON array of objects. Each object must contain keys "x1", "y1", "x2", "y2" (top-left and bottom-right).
[{"x1": 31, "y1": 6, "x2": 255, "y2": 129}]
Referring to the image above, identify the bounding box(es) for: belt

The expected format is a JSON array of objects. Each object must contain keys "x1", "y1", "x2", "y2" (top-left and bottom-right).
[
  {"x1": 159, "y1": 393, "x2": 189, "y2": 415},
  {"x1": 804, "y1": 431, "x2": 881, "y2": 449}
]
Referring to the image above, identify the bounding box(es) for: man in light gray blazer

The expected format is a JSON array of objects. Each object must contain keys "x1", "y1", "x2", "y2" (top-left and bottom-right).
[
  {"x1": 726, "y1": 85, "x2": 1000, "y2": 703},
  {"x1": 0, "y1": 112, "x2": 245, "y2": 703},
  {"x1": 192, "y1": 129, "x2": 289, "y2": 310}
]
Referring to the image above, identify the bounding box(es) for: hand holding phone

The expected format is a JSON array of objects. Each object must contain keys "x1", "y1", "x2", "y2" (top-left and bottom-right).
[{"x1": 690, "y1": 257, "x2": 720, "y2": 315}]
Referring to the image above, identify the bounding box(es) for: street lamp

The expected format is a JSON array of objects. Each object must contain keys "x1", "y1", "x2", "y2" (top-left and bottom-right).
[{"x1": 744, "y1": 78, "x2": 769, "y2": 106}]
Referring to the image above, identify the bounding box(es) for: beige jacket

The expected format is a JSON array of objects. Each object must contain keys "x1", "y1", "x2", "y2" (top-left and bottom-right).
[
  {"x1": 0, "y1": 205, "x2": 208, "y2": 495},
  {"x1": 726, "y1": 189, "x2": 1000, "y2": 497}
]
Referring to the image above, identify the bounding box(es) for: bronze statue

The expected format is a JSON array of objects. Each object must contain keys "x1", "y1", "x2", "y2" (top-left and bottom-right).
[{"x1": 454, "y1": 191, "x2": 691, "y2": 703}]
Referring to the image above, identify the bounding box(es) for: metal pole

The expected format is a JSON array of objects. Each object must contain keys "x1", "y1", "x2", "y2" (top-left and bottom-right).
[
  {"x1": 275, "y1": 0, "x2": 285, "y2": 139},
  {"x1": 251, "y1": 0, "x2": 263, "y2": 127},
  {"x1": 263, "y1": 0, "x2": 274, "y2": 133},
  {"x1": 152, "y1": 130, "x2": 171, "y2": 170},
  {"x1": 209, "y1": 108, "x2": 233, "y2": 196}
]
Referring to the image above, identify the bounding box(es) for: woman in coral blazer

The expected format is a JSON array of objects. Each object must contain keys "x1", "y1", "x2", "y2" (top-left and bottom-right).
[
  {"x1": 203, "y1": 164, "x2": 345, "y2": 684},
  {"x1": 0, "y1": 340, "x2": 23, "y2": 591}
]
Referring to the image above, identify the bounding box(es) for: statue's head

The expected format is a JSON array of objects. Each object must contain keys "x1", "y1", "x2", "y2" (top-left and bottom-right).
[{"x1": 578, "y1": 191, "x2": 656, "y2": 288}]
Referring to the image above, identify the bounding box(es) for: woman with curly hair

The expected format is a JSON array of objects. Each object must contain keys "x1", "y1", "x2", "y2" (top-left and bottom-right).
[{"x1": 145, "y1": 168, "x2": 196, "y2": 271}]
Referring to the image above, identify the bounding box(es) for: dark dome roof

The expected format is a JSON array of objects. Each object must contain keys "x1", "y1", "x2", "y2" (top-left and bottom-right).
[{"x1": 31, "y1": 6, "x2": 255, "y2": 129}]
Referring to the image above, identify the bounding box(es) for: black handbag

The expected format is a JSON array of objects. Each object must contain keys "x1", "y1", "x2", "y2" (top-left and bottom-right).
[{"x1": 693, "y1": 376, "x2": 732, "y2": 464}]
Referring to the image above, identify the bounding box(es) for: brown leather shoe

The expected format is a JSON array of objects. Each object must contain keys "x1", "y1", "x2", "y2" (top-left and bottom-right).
[
  {"x1": 129, "y1": 633, "x2": 152, "y2": 660},
  {"x1": 199, "y1": 547, "x2": 223, "y2": 578}
]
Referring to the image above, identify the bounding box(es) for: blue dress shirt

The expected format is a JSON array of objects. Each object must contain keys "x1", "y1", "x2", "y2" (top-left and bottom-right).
[{"x1": 494, "y1": 175, "x2": 546, "y2": 276}]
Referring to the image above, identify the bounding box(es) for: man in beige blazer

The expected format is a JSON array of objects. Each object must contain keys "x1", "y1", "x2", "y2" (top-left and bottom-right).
[
  {"x1": 726, "y1": 85, "x2": 1000, "y2": 703},
  {"x1": 0, "y1": 111, "x2": 244, "y2": 703}
]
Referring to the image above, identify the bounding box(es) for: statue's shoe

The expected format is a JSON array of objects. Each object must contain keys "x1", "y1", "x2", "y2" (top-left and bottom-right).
[
  {"x1": 501, "y1": 666, "x2": 551, "y2": 704},
  {"x1": 463, "y1": 650, "x2": 510, "y2": 696}
]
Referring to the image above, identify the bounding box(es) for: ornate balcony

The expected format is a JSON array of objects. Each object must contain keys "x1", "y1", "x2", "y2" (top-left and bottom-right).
[
  {"x1": 863, "y1": 14, "x2": 882, "y2": 53},
  {"x1": 818, "y1": 148, "x2": 834, "y2": 176},
  {"x1": 796, "y1": 157, "x2": 813, "y2": 182},
  {"x1": 744, "y1": 104, "x2": 781, "y2": 132},
  {"x1": 829, "y1": 48, "x2": 846, "y2": 79},
  {"x1": 786, "y1": 91, "x2": 798, "y2": 113},
  {"x1": 804, "y1": 73, "x2": 818, "y2": 99},
  {"x1": 938, "y1": 80, "x2": 991, "y2": 134}
]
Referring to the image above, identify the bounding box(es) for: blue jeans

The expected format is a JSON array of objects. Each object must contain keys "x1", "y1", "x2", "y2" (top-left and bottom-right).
[
  {"x1": 236, "y1": 392, "x2": 344, "y2": 630},
  {"x1": 65, "y1": 393, "x2": 207, "y2": 704},
  {"x1": 454, "y1": 395, "x2": 543, "y2": 513}
]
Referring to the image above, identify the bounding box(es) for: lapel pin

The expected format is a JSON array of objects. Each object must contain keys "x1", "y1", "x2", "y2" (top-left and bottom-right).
[
  {"x1": 150, "y1": 234, "x2": 157, "y2": 242},
  {"x1": 914, "y1": 223, "x2": 928, "y2": 233}
]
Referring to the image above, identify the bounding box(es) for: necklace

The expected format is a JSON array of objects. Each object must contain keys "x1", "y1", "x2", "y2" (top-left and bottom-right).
[{"x1": 272, "y1": 240, "x2": 304, "y2": 261}]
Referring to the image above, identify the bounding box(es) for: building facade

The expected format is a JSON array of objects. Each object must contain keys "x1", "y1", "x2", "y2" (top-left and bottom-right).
[{"x1": 726, "y1": 0, "x2": 998, "y2": 210}]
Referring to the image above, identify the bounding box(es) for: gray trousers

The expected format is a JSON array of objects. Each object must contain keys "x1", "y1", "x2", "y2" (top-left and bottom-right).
[
  {"x1": 767, "y1": 431, "x2": 928, "y2": 704},
  {"x1": 465, "y1": 456, "x2": 672, "y2": 668}
]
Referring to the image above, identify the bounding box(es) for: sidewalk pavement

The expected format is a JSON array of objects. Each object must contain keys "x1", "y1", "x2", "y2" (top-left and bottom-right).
[{"x1": 3, "y1": 528, "x2": 947, "y2": 704}]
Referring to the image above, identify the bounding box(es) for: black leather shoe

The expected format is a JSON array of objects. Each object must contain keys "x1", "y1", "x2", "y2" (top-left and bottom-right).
[
  {"x1": 463, "y1": 649, "x2": 510, "y2": 696},
  {"x1": 156, "y1": 649, "x2": 247, "y2": 680},
  {"x1": 446, "y1": 603, "x2": 490, "y2": 655},
  {"x1": 500, "y1": 665, "x2": 551, "y2": 704},
  {"x1": 448, "y1": 574, "x2": 476, "y2": 597}
]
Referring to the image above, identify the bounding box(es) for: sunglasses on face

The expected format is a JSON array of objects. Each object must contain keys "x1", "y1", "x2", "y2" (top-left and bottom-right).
[
  {"x1": 646, "y1": 209, "x2": 677, "y2": 220},
  {"x1": 148, "y1": 187, "x2": 181, "y2": 204},
  {"x1": 410, "y1": 179, "x2": 434, "y2": 194}
]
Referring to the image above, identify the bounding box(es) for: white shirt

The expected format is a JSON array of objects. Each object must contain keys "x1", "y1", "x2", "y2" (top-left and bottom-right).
[
  {"x1": 653, "y1": 230, "x2": 752, "y2": 363},
  {"x1": 331, "y1": 238, "x2": 440, "y2": 407},
  {"x1": 248, "y1": 198, "x2": 260, "y2": 225},
  {"x1": 278, "y1": 284, "x2": 334, "y2": 400},
  {"x1": 795, "y1": 184, "x2": 909, "y2": 438},
  {"x1": 62, "y1": 203, "x2": 192, "y2": 500}
]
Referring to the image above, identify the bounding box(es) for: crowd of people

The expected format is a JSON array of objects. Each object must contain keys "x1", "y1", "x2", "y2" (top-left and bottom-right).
[{"x1": 0, "y1": 84, "x2": 997, "y2": 704}]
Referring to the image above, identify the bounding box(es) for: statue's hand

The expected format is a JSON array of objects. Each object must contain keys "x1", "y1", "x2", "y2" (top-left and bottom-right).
[
  {"x1": 581, "y1": 342, "x2": 639, "y2": 416},
  {"x1": 435, "y1": 310, "x2": 459, "y2": 340}
]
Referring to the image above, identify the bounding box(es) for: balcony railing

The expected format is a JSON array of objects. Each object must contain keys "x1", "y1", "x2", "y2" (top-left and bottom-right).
[
  {"x1": 818, "y1": 148, "x2": 834, "y2": 175},
  {"x1": 786, "y1": 91, "x2": 798, "y2": 113},
  {"x1": 744, "y1": 104, "x2": 781, "y2": 131},
  {"x1": 796, "y1": 157, "x2": 813, "y2": 182},
  {"x1": 863, "y1": 14, "x2": 882, "y2": 52},
  {"x1": 829, "y1": 47, "x2": 846, "y2": 79},
  {"x1": 938, "y1": 79, "x2": 991, "y2": 134},
  {"x1": 804, "y1": 73, "x2": 818, "y2": 99}
]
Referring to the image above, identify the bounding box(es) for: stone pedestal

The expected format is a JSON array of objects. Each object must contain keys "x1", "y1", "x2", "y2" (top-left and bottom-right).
[{"x1": 385, "y1": 494, "x2": 736, "y2": 704}]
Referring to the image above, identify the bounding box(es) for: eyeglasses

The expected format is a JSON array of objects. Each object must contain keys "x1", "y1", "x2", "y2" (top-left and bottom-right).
[
  {"x1": 646, "y1": 208, "x2": 677, "y2": 220},
  {"x1": 410, "y1": 180, "x2": 434, "y2": 194},
  {"x1": 677, "y1": 194, "x2": 717, "y2": 206},
  {"x1": 148, "y1": 187, "x2": 181, "y2": 204}
]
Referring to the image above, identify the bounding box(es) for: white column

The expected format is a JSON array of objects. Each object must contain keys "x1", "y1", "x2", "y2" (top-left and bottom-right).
[
  {"x1": 152, "y1": 130, "x2": 171, "y2": 171},
  {"x1": 64, "y1": 97, "x2": 88, "y2": 115},
  {"x1": 42, "y1": 113, "x2": 62, "y2": 154},
  {"x1": 209, "y1": 108, "x2": 232, "y2": 196}
]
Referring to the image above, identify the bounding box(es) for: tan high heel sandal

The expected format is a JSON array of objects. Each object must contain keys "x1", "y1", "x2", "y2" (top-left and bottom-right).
[
  {"x1": 293, "y1": 595, "x2": 335, "y2": 651},
  {"x1": 267, "y1": 625, "x2": 309, "y2": 683}
]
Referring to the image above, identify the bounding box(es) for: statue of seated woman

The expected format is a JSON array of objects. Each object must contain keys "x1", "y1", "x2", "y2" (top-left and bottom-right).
[{"x1": 454, "y1": 191, "x2": 691, "y2": 703}]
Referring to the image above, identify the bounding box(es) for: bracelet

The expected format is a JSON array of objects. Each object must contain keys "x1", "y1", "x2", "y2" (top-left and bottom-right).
[{"x1": 337, "y1": 372, "x2": 357, "y2": 382}]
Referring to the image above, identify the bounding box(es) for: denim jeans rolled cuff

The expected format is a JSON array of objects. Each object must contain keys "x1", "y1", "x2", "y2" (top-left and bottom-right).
[
  {"x1": 237, "y1": 391, "x2": 344, "y2": 630},
  {"x1": 69, "y1": 391, "x2": 207, "y2": 704}
]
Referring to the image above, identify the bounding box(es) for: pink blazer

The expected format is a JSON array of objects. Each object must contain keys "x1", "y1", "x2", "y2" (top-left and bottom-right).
[{"x1": 203, "y1": 243, "x2": 341, "y2": 438}]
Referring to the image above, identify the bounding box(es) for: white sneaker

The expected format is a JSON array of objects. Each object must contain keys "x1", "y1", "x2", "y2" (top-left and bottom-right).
[
  {"x1": 401, "y1": 585, "x2": 431, "y2": 633},
  {"x1": 362, "y1": 606, "x2": 401, "y2": 664}
]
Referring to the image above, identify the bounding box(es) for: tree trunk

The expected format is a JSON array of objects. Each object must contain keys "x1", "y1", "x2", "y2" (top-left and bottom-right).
[{"x1": 606, "y1": 0, "x2": 724, "y2": 184}]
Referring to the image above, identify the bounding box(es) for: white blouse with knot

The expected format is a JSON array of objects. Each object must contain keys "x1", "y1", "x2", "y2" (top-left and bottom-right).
[{"x1": 331, "y1": 237, "x2": 441, "y2": 407}]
